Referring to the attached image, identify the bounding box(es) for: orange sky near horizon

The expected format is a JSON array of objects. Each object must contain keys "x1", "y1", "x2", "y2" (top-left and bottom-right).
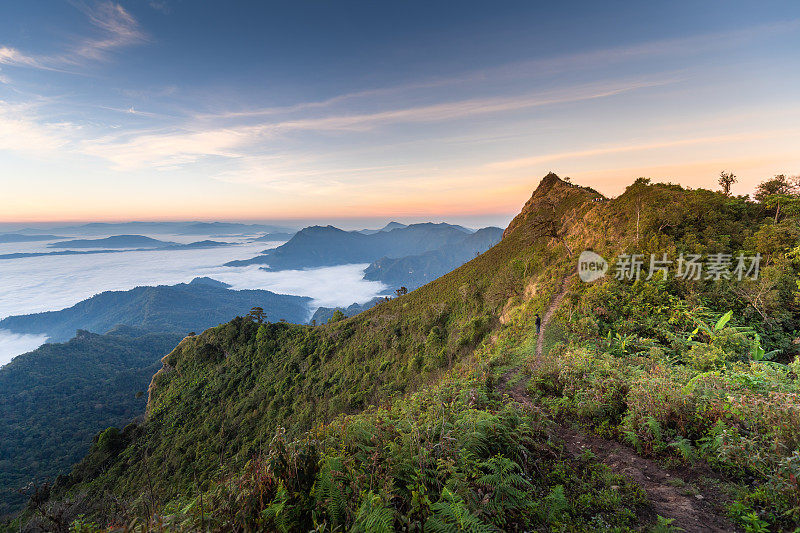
[
  {"x1": 2, "y1": 4, "x2": 799, "y2": 227},
  {"x1": 3, "y1": 160, "x2": 797, "y2": 226}
]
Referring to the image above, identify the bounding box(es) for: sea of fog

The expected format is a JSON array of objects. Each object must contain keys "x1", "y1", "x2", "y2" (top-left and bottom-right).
[{"x1": 0, "y1": 234, "x2": 386, "y2": 366}]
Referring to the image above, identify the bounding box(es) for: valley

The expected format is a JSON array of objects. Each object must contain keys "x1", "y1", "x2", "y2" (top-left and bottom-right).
[{"x1": 6, "y1": 174, "x2": 798, "y2": 531}]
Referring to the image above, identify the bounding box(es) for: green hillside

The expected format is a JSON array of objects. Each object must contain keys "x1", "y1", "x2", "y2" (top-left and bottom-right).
[
  {"x1": 0, "y1": 278, "x2": 311, "y2": 343},
  {"x1": 0, "y1": 327, "x2": 184, "y2": 518},
  {"x1": 11, "y1": 174, "x2": 800, "y2": 532}
]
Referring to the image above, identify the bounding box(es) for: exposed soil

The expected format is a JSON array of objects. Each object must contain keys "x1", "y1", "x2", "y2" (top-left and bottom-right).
[
  {"x1": 499, "y1": 273, "x2": 738, "y2": 532},
  {"x1": 535, "y1": 274, "x2": 571, "y2": 358}
]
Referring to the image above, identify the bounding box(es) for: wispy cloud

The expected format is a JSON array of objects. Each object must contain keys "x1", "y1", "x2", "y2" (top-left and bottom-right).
[
  {"x1": 195, "y1": 19, "x2": 800, "y2": 124},
  {"x1": 485, "y1": 131, "x2": 800, "y2": 170},
  {"x1": 0, "y1": 100, "x2": 74, "y2": 153},
  {"x1": 2, "y1": 11, "x2": 798, "y2": 220},
  {"x1": 0, "y1": 47, "x2": 48, "y2": 70},
  {"x1": 214, "y1": 154, "x2": 420, "y2": 194},
  {"x1": 485, "y1": 19, "x2": 800, "y2": 80},
  {"x1": 148, "y1": 1, "x2": 171, "y2": 14},
  {"x1": 0, "y1": 2, "x2": 147, "y2": 71},
  {"x1": 97, "y1": 104, "x2": 166, "y2": 118},
  {"x1": 72, "y1": 2, "x2": 148, "y2": 61},
  {"x1": 75, "y1": 76, "x2": 674, "y2": 170},
  {"x1": 261, "y1": 78, "x2": 676, "y2": 133},
  {"x1": 79, "y1": 126, "x2": 257, "y2": 170}
]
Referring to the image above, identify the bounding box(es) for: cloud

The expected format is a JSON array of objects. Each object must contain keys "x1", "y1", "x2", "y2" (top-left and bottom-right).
[
  {"x1": 2, "y1": 13, "x2": 797, "y2": 204},
  {"x1": 214, "y1": 154, "x2": 418, "y2": 195},
  {"x1": 0, "y1": 2, "x2": 147, "y2": 71},
  {"x1": 72, "y1": 2, "x2": 148, "y2": 61},
  {"x1": 482, "y1": 19, "x2": 800, "y2": 81},
  {"x1": 0, "y1": 331, "x2": 48, "y2": 367},
  {"x1": 0, "y1": 47, "x2": 47, "y2": 70},
  {"x1": 97, "y1": 104, "x2": 165, "y2": 118},
  {"x1": 485, "y1": 130, "x2": 800, "y2": 171},
  {"x1": 148, "y1": 1, "x2": 171, "y2": 14},
  {"x1": 79, "y1": 126, "x2": 256, "y2": 170},
  {"x1": 195, "y1": 19, "x2": 800, "y2": 124},
  {"x1": 261, "y1": 78, "x2": 676, "y2": 133},
  {"x1": 0, "y1": 100, "x2": 74, "y2": 153},
  {"x1": 0, "y1": 242, "x2": 384, "y2": 329},
  {"x1": 76, "y1": 75, "x2": 674, "y2": 171}
]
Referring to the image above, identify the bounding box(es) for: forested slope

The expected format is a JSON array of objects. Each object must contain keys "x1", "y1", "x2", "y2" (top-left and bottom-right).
[
  {"x1": 12, "y1": 173, "x2": 800, "y2": 532},
  {"x1": 0, "y1": 328, "x2": 183, "y2": 518}
]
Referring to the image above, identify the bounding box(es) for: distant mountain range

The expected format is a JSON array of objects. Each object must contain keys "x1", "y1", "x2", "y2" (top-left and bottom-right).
[
  {"x1": 48, "y1": 235, "x2": 176, "y2": 248},
  {"x1": 159, "y1": 240, "x2": 233, "y2": 250},
  {"x1": 0, "y1": 277, "x2": 311, "y2": 342},
  {"x1": 0, "y1": 234, "x2": 64, "y2": 243},
  {"x1": 9, "y1": 221, "x2": 296, "y2": 237},
  {"x1": 0, "y1": 237, "x2": 235, "y2": 260},
  {"x1": 0, "y1": 250, "x2": 121, "y2": 260},
  {"x1": 47, "y1": 235, "x2": 237, "y2": 250},
  {"x1": 225, "y1": 221, "x2": 502, "y2": 294},
  {"x1": 310, "y1": 297, "x2": 384, "y2": 324},
  {"x1": 363, "y1": 226, "x2": 503, "y2": 290},
  {"x1": 357, "y1": 221, "x2": 409, "y2": 235},
  {"x1": 225, "y1": 222, "x2": 475, "y2": 269},
  {"x1": 250, "y1": 232, "x2": 297, "y2": 242}
]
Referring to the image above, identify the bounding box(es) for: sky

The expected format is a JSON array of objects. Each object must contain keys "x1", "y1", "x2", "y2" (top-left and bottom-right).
[{"x1": 1, "y1": 1, "x2": 799, "y2": 226}]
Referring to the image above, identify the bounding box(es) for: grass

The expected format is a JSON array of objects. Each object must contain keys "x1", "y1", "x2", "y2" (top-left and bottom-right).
[{"x1": 10, "y1": 174, "x2": 800, "y2": 532}]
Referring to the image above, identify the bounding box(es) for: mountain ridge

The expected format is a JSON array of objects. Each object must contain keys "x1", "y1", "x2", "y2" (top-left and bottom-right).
[
  {"x1": 48, "y1": 235, "x2": 175, "y2": 249},
  {"x1": 226, "y1": 222, "x2": 483, "y2": 269},
  {"x1": 32, "y1": 174, "x2": 588, "y2": 526},
  {"x1": 363, "y1": 226, "x2": 503, "y2": 290},
  {"x1": 13, "y1": 174, "x2": 800, "y2": 532},
  {"x1": 0, "y1": 278, "x2": 311, "y2": 343}
]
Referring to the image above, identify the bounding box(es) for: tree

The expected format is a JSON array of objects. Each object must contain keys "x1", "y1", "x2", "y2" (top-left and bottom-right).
[
  {"x1": 754, "y1": 174, "x2": 795, "y2": 203},
  {"x1": 718, "y1": 171, "x2": 737, "y2": 196},
  {"x1": 395, "y1": 287, "x2": 408, "y2": 297},
  {"x1": 328, "y1": 309, "x2": 346, "y2": 323},
  {"x1": 754, "y1": 175, "x2": 800, "y2": 222},
  {"x1": 247, "y1": 306, "x2": 266, "y2": 324}
]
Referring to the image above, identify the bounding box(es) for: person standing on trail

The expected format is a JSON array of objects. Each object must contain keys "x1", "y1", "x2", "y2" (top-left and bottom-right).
[{"x1": 535, "y1": 314, "x2": 541, "y2": 335}]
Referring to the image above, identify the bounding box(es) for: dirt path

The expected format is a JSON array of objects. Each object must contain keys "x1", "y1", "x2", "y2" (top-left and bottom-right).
[
  {"x1": 535, "y1": 274, "x2": 571, "y2": 358},
  {"x1": 500, "y1": 273, "x2": 736, "y2": 532},
  {"x1": 500, "y1": 373, "x2": 735, "y2": 532}
]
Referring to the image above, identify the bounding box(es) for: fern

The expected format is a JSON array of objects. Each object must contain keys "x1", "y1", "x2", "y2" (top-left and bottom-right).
[
  {"x1": 621, "y1": 421, "x2": 643, "y2": 454},
  {"x1": 645, "y1": 416, "x2": 663, "y2": 449},
  {"x1": 668, "y1": 436, "x2": 695, "y2": 462},
  {"x1": 543, "y1": 484, "x2": 569, "y2": 525},
  {"x1": 697, "y1": 420, "x2": 727, "y2": 457},
  {"x1": 425, "y1": 488, "x2": 496, "y2": 532},
  {"x1": 313, "y1": 455, "x2": 347, "y2": 526},
  {"x1": 476, "y1": 455, "x2": 532, "y2": 513},
  {"x1": 353, "y1": 492, "x2": 395, "y2": 533},
  {"x1": 651, "y1": 515, "x2": 681, "y2": 532},
  {"x1": 261, "y1": 482, "x2": 292, "y2": 533}
]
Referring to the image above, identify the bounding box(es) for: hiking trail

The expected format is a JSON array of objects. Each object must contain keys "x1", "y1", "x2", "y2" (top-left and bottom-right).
[
  {"x1": 535, "y1": 273, "x2": 571, "y2": 358},
  {"x1": 499, "y1": 273, "x2": 737, "y2": 532}
]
